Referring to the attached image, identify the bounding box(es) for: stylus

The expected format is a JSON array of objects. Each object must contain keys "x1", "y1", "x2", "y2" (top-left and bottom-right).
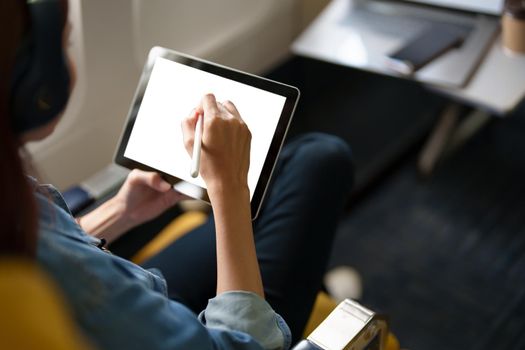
[{"x1": 190, "y1": 113, "x2": 203, "y2": 178}]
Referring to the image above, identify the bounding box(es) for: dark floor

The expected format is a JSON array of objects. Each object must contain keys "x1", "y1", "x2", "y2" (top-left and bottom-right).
[
  {"x1": 330, "y1": 111, "x2": 525, "y2": 350},
  {"x1": 268, "y1": 57, "x2": 525, "y2": 350}
]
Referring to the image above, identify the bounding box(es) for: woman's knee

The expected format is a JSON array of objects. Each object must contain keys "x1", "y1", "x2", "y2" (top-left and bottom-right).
[{"x1": 293, "y1": 133, "x2": 354, "y2": 179}]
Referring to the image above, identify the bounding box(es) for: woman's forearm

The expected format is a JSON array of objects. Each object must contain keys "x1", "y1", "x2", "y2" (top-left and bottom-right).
[
  {"x1": 181, "y1": 94, "x2": 263, "y2": 298},
  {"x1": 209, "y1": 184, "x2": 264, "y2": 298},
  {"x1": 77, "y1": 198, "x2": 131, "y2": 244}
]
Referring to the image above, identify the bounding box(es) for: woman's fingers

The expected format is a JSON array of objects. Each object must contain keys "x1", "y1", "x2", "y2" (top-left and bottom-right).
[
  {"x1": 202, "y1": 93, "x2": 220, "y2": 117},
  {"x1": 202, "y1": 94, "x2": 241, "y2": 121},
  {"x1": 222, "y1": 100, "x2": 239, "y2": 116},
  {"x1": 128, "y1": 170, "x2": 170, "y2": 192},
  {"x1": 181, "y1": 108, "x2": 200, "y2": 155},
  {"x1": 222, "y1": 100, "x2": 247, "y2": 126}
]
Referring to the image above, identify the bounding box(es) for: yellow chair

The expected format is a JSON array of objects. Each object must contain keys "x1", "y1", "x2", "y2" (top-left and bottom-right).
[{"x1": 0, "y1": 259, "x2": 94, "y2": 350}]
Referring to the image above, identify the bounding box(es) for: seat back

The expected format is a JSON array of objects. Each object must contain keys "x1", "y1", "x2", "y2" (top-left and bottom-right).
[{"x1": 0, "y1": 259, "x2": 93, "y2": 350}]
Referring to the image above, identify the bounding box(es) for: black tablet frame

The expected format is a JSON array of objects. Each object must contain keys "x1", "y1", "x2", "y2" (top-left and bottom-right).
[{"x1": 114, "y1": 47, "x2": 300, "y2": 220}]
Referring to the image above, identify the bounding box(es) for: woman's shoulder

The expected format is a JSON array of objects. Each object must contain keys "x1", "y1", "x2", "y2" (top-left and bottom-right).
[{"x1": 34, "y1": 186, "x2": 93, "y2": 240}]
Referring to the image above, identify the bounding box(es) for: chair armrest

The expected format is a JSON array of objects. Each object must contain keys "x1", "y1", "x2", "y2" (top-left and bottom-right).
[{"x1": 62, "y1": 164, "x2": 129, "y2": 216}]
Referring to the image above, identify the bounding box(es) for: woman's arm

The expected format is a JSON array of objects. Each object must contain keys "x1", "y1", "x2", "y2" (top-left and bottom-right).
[
  {"x1": 76, "y1": 196, "x2": 129, "y2": 243},
  {"x1": 182, "y1": 94, "x2": 264, "y2": 298},
  {"x1": 78, "y1": 170, "x2": 185, "y2": 244},
  {"x1": 209, "y1": 183, "x2": 264, "y2": 298}
]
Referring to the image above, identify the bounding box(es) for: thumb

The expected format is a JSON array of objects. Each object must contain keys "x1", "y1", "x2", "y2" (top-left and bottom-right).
[
  {"x1": 135, "y1": 171, "x2": 171, "y2": 192},
  {"x1": 150, "y1": 173, "x2": 171, "y2": 192},
  {"x1": 181, "y1": 108, "x2": 201, "y2": 156}
]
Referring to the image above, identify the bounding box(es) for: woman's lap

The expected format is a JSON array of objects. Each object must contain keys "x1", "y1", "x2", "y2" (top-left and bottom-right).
[{"x1": 142, "y1": 132, "x2": 354, "y2": 342}]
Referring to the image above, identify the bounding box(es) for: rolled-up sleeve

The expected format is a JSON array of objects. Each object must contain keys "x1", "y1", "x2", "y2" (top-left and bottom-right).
[{"x1": 199, "y1": 291, "x2": 292, "y2": 350}]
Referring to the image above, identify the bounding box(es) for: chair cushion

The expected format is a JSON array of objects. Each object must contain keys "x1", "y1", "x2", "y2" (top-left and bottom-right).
[{"x1": 0, "y1": 258, "x2": 93, "y2": 350}]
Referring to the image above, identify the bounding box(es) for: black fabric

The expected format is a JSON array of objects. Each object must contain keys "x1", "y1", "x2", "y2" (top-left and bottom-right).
[{"x1": 265, "y1": 56, "x2": 445, "y2": 192}]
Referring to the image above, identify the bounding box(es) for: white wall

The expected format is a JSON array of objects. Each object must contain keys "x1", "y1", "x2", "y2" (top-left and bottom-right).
[
  {"x1": 27, "y1": 0, "x2": 139, "y2": 189},
  {"x1": 27, "y1": 0, "x2": 329, "y2": 190}
]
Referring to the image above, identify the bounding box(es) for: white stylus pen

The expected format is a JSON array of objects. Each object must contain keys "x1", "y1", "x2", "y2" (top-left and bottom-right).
[{"x1": 190, "y1": 113, "x2": 203, "y2": 178}]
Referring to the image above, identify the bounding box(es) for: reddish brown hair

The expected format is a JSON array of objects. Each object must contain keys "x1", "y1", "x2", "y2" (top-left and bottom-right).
[
  {"x1": 0, "y1": 0, "x2": 37, "y2": 257},
  {"x1": 0, "y1": 0, "x2": 68, "y2": 257}
]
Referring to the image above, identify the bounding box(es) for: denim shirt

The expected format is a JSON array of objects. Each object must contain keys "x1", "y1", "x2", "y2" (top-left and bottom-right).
[{"x1": 34, "y1": 182, "x2": 291, "y2": 350}]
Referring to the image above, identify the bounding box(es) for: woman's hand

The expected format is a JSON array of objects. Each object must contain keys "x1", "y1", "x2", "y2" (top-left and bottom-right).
[
  {"x1": 181, "y1": 94, "x2": 264, "y2": 298},
  {"x1": 114, "y1": 169, "x2": 186, "y2": 227},
  {"x1": 79, "y1": 170, "x2": 186, "y2": 243},
  {"x1": 182, "y1": 93, "x2": 251, "y2": 198}
]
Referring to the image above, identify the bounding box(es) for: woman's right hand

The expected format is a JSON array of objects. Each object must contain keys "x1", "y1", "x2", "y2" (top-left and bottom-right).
[
  {"x1": 182, "y1": 93, "x2": 251, "y2": 197},
  {"x1": 183, "y1": 94, "x2": 263, "y2": 298}
]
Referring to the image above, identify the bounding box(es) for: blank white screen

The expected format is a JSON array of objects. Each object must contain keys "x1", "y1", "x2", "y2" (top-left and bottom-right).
[{"x1": 124, "y1": 57, "x2": 287, "y2": 199}]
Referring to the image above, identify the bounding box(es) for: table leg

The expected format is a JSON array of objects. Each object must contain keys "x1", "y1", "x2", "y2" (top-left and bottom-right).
[
  {"x1": 418, "y1": 103, "x2": 461, "y2": 176},
  {"x1": 418, "y1": 104, "x2": 492, "y2": 177},
  {"x1": 444, "y1": 109, "x2": 491, "y2": 155}
]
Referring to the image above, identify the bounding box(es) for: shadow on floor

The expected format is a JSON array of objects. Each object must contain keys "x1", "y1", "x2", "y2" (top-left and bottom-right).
[{"x1": 330, "y1": 101, "x2": 525, "y2": 350}]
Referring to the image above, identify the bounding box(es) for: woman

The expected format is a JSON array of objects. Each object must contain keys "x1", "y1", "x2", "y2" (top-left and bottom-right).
[{"x1": 1, "y1": 0, "x2": 353, "y2": 349}]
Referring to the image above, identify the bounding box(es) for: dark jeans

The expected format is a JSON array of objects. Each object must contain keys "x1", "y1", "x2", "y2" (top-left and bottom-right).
[{"x1": 143, "y1": 133, "x2": 354, "y2": 343}]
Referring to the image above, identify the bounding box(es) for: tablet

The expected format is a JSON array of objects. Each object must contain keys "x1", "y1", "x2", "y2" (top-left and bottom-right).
[{"x1": 114, "y1": 47, "x2": 300, "y2": 220}]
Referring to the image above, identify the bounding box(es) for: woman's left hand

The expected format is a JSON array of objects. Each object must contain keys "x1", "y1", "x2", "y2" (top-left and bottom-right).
[
  {"x1": 114, "y1": 169, "x2": 186, "y2": 228},
  {"x1": 79, "y1": 169, "x2": 186, "y2": 243}
]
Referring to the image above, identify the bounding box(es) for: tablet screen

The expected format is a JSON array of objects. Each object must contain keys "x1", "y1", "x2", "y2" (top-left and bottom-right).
[{"x1": 123, "y1": 57, "x2": 287, "y2": 199}]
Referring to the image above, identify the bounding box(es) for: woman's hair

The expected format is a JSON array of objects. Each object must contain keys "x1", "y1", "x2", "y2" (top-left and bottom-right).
[
  {"x1": 0, "y1": 0, "x2": 68, "y2": 258},
  {"x1": 0, "y1": 0, "x2": 37, "y2": 257}
]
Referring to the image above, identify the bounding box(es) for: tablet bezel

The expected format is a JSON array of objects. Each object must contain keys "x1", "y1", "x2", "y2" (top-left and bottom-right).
[{"x1": 114, "y1": 47, "x2": 300, "y2": 220}]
